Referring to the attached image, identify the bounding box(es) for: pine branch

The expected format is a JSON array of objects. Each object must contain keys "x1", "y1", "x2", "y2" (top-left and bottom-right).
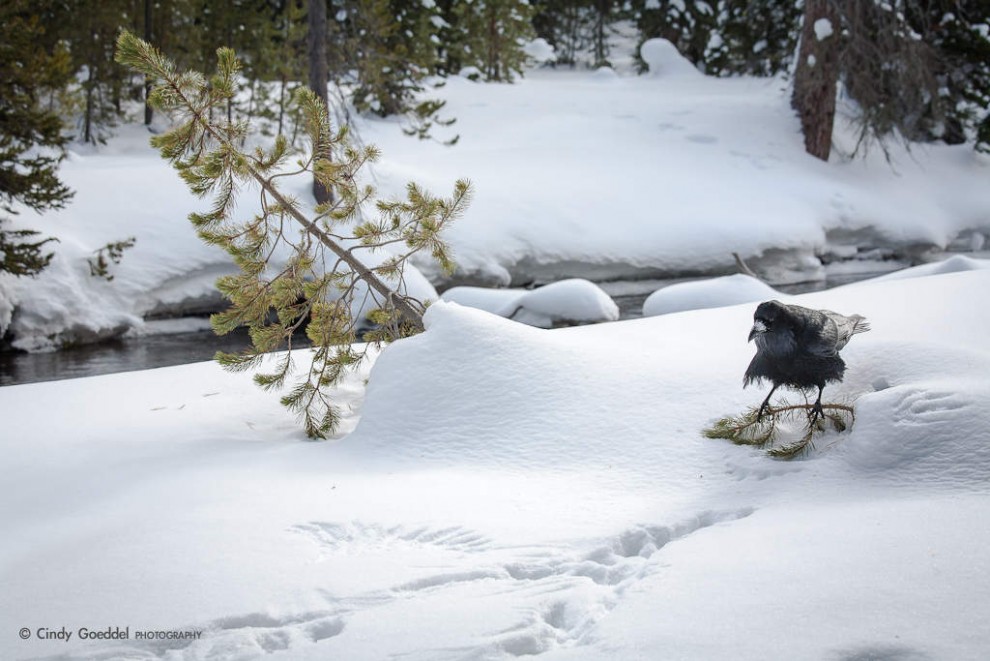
[
  {"x1": 115, "y1": 31, "x2": 472, "y2": 438},
  {"x1": 704, "y1": 401, "x2": 856, "y2": 459}
]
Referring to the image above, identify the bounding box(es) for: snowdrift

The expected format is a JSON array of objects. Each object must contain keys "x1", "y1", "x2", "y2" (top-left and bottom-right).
[
  {"x1": 2, "y1": 268, "x2": 989, "y2": 660},
  {"x1": 5, "y1": 64, "x2": 990, "y2": 351}
]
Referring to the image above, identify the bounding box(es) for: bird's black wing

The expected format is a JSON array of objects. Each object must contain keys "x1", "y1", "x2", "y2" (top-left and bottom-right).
[{"x1": 799, "y1": 309, "x2": 841, "y2": 357}]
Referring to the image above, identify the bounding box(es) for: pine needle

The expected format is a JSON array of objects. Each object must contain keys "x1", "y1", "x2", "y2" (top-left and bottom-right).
[{"x1": 703, "y1": 400, "x2": 856, "y2": 459}]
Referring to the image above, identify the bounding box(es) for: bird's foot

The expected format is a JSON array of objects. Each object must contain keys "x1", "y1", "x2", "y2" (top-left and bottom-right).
[{"x1": 808, "y1": 401, "x2": 825, "y2": 425}]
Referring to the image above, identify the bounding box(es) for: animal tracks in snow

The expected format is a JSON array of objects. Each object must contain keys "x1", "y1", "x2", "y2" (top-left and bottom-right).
[
  {"x1": 892, "y1": 388, "x2": 969, "y2": 425},
  {"x1": 27, "y1": 513, "x2": 754, "y2": 660},
  {"x1": 290, "y1": 521, "x2": 494, "y2": 555}
]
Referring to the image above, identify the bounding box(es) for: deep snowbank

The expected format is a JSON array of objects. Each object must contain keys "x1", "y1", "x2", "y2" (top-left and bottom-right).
[
  {"x1": 6, "y1": 62, "x2": 990, "y2": 351},
  {"x1": 3, "y1": 269, "x2": 988, "y2": 660},
  {"x1": 365, "y1": 69, "x2": 990, "y2": 288}
]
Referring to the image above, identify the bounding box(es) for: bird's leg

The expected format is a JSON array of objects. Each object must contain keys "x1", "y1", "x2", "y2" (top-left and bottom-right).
[
  {"x1": 756, "y1": 384, "x2": 779, "y2": 421},
  {"x1": 809, "y1": 385, "x2": 825, "y2": 424}
]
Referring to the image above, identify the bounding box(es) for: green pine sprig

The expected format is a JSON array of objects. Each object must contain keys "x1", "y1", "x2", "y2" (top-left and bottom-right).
[
  {"x1": 115, "y1": 31, "x2": 472, "y2": 438},
  {"x1": 704, "y1": 400, "x2": 855, "y2": 459}
]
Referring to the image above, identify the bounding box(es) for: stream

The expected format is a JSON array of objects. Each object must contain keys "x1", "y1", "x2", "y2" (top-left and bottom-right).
[{"x1": 0, "y1": 273, "x2": 878, "y2": 387}]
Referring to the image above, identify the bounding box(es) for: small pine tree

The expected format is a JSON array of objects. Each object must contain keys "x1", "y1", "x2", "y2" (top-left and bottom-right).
[
  {"x1": 634, "y1": 0, "x2": 716, "y2": 72},
  {"x1": 533, "y1": 0, "x2": 625, "y2": 69},
  {"x1": 705, "y1": 0, "x2": 801, "y2": 77},
  {"x1": 115, "y1": 31, "x2": 472, "y2": 438},
  {"x1": 450, "y1": 0, "x2": 536, "y2": 81},
  {"x1": 532, "y1": 0, "x2": 593, "y2": 67},
  {"x1": 907, "y1": 1, "x2": 990, "y2": 152},
  {"x1": 333, "y1": 0, "x2": 443, "y2": 117},
  {"x1": 0, "y1": 2, "x2": 74, "y2": 277}
]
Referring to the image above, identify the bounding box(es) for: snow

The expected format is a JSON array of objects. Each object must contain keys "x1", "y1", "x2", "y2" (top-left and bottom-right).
[
  {"x1": 3, "y1": 268, "x2": 990, "y2": 660},
  {"x1": 523, "y1": 38, "x2": 556, "y2": 64},
  {"x1": 5, "y1": 53, "x2": 990, "y2": 349},
  {"x1": 814, "y1": 17, "x2": 835, "y2": 41},
  {"x1": 865, "y1": 254, "x2": 990, "y2": 282},
  {"x1": 441, "y1": 278, "x2": 619, "y2": 327},
  {"x1": 639, "y1": 38, "x2": 702, "y2": 77},
  {"x1": 642, "y1": 273, "x2": 779, "y2": 316},
  {"x1": 4, "y1": 16, "x2": 990, "y2": 661}
]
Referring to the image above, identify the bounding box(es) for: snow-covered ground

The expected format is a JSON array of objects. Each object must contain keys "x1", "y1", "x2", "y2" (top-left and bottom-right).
[
  {"x1": 3, "y1": 34, "x2": 990, "y2": 660},
  {"x1": 2, "y1": 266, "x2": 989, "y2": 660},
  {"x1": 3, "y1": 40, "x2": 990, "y2": 350}
]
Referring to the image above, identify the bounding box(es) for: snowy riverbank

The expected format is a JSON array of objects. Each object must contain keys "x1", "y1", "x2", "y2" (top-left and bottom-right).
[
  {"x1": 3, "y1": 49, "x2": 990, "y2": 351},
  {"x1": 2, "y1": 266, "x2": 989, "y2": 660}
]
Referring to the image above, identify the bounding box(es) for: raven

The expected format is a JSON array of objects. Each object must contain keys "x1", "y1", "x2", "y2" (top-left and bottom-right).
[{"x1": 744, "y1": 300, "x2": 870, "y2": 421}]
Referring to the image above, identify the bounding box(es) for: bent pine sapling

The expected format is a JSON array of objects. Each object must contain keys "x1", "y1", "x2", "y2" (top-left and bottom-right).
[{"x1": 115, "y1": 32, "x2": 471, "y2": 438}]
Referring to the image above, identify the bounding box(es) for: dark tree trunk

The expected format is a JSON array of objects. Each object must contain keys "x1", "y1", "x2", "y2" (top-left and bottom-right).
[
  {"x1": 487, "y1": 7, "x2": 499, "y2": 81},
  {"x1": 792, "y1": 0, "x2": 841, "y2": 161},
  {"x1": 308, "y1": 0, "x2": 331, "y2": 204},
  {"x1": 226, "y1": 0, "x2": 234, "y2": 124},
  {"x1": 144, "y1": 0, "x2": 153, "y2": 125},
  {"x1": 593, "y1": 0, "x2": 609, "y2": 67},
  {"x1": 84, "y1": 69, "x2": 95, "y2": 145}
]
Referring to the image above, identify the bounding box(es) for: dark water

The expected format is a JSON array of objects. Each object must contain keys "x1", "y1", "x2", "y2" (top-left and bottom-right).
[
  {"x1": 0, "y1": 273, "x2": 881, "y2": 387},
  {"x1": 0, "y1": 327, "x2": 258, "y2": 387}
]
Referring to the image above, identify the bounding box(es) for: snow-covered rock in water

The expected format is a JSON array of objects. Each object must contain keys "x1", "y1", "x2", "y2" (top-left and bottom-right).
[
  {"x1": 640, "y1": 38, "x2": 701, "y2": 77},
  {"x1": 442, "y1": 278, "x2": 619, "y2": 328},
  {"x1": 642, "y1": 274, "x2": 779, "y2": 317},
  {"x1": 440, "y1": 286, "x2": 519, "y2": 315},
  {"x1": 748, "y1": 247, "x2": 826, "y2": 285}
]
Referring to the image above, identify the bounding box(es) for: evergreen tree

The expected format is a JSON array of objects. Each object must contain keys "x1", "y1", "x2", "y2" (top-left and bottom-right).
[
  {"x1": 929, "y1": 2, "x2": 990, "y2": 151},
  {"x1": 532, "y1": 0, "x2": 592, "y2": 67},
  {"x1": 633, "y1": 0, "x2": 799, "y2": 76},
  {"x1": 115, "y1": 31, "x2": 472, "y2": 437},
  {"x1": 705, "y1": 0, "x2": 801, "y2": 77},
  {"x1": 634, "y1": 0, "x2": 716, "y2": 72},
  {"x1": 792, "y1": 1, "x2": 990, "y2": 159},
  {"x1": 331, "y1": 0, "x2": 443, "y2": 116},
  {"x1": 532, "y1": 0, "x2": 624, "y2": 69},
  {"x1": 588, "y1": 0, "x2": 623, "y2": 68},
  {"x1": 0, "y1": 1, "x2": 74, "y2": 276},
  {"x1": 56, "y1": 0, "x2": 134, "y2": 144},
  {"x1": 449, "y1": 0, "x2": 536, "y2": 81}
]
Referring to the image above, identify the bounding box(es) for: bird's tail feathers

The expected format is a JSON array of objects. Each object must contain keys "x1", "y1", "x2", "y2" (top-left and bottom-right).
[{"x1": 851, "y1": 316, "x2": 871, "y2": 334}]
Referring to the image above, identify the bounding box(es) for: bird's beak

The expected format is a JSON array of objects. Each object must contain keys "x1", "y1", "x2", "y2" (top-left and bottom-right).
[{"x1": 748, "y1": 320, "x2": 767, "y2": 342}]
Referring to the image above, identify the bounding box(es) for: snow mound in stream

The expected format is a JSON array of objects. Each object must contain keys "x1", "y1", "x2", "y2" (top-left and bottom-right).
[
  {"x1": 442, "y1": 278, "x2": 619, "y2": 328},
  {"x1": 642, "y1": 273, "x2": 780, "y2": 316}
]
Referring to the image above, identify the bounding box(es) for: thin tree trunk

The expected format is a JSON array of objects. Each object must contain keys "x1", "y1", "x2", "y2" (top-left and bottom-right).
[
  {"x1": 308, "y1": 0, "x2": 331, "y2": 204},
  {"x1": 594, "y1": 0, "x2": 608, "y2": 67},
  {"x1": 277, "y1": 75, "x2": 286, "y2": 137},
  {"x1": 226, "y1": 0, "x2": 234, "y2": 124},
  {"x1": 792, "y1": 0, "x2": 841, "y2": 161},
  {"x1": 488, "y1": 7, "x2": 498, "y2": 80},
  {"x1": 84, "y1": 69, "x2": 95, "y2": 144},
  {"x1": 144, "y1": 0, "x2": 153, "y2": 125}
]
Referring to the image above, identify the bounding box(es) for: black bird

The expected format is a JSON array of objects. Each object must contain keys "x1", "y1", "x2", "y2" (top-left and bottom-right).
[{"x1": 744, "y1": 300, "x2": 870, "y2": 421}]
